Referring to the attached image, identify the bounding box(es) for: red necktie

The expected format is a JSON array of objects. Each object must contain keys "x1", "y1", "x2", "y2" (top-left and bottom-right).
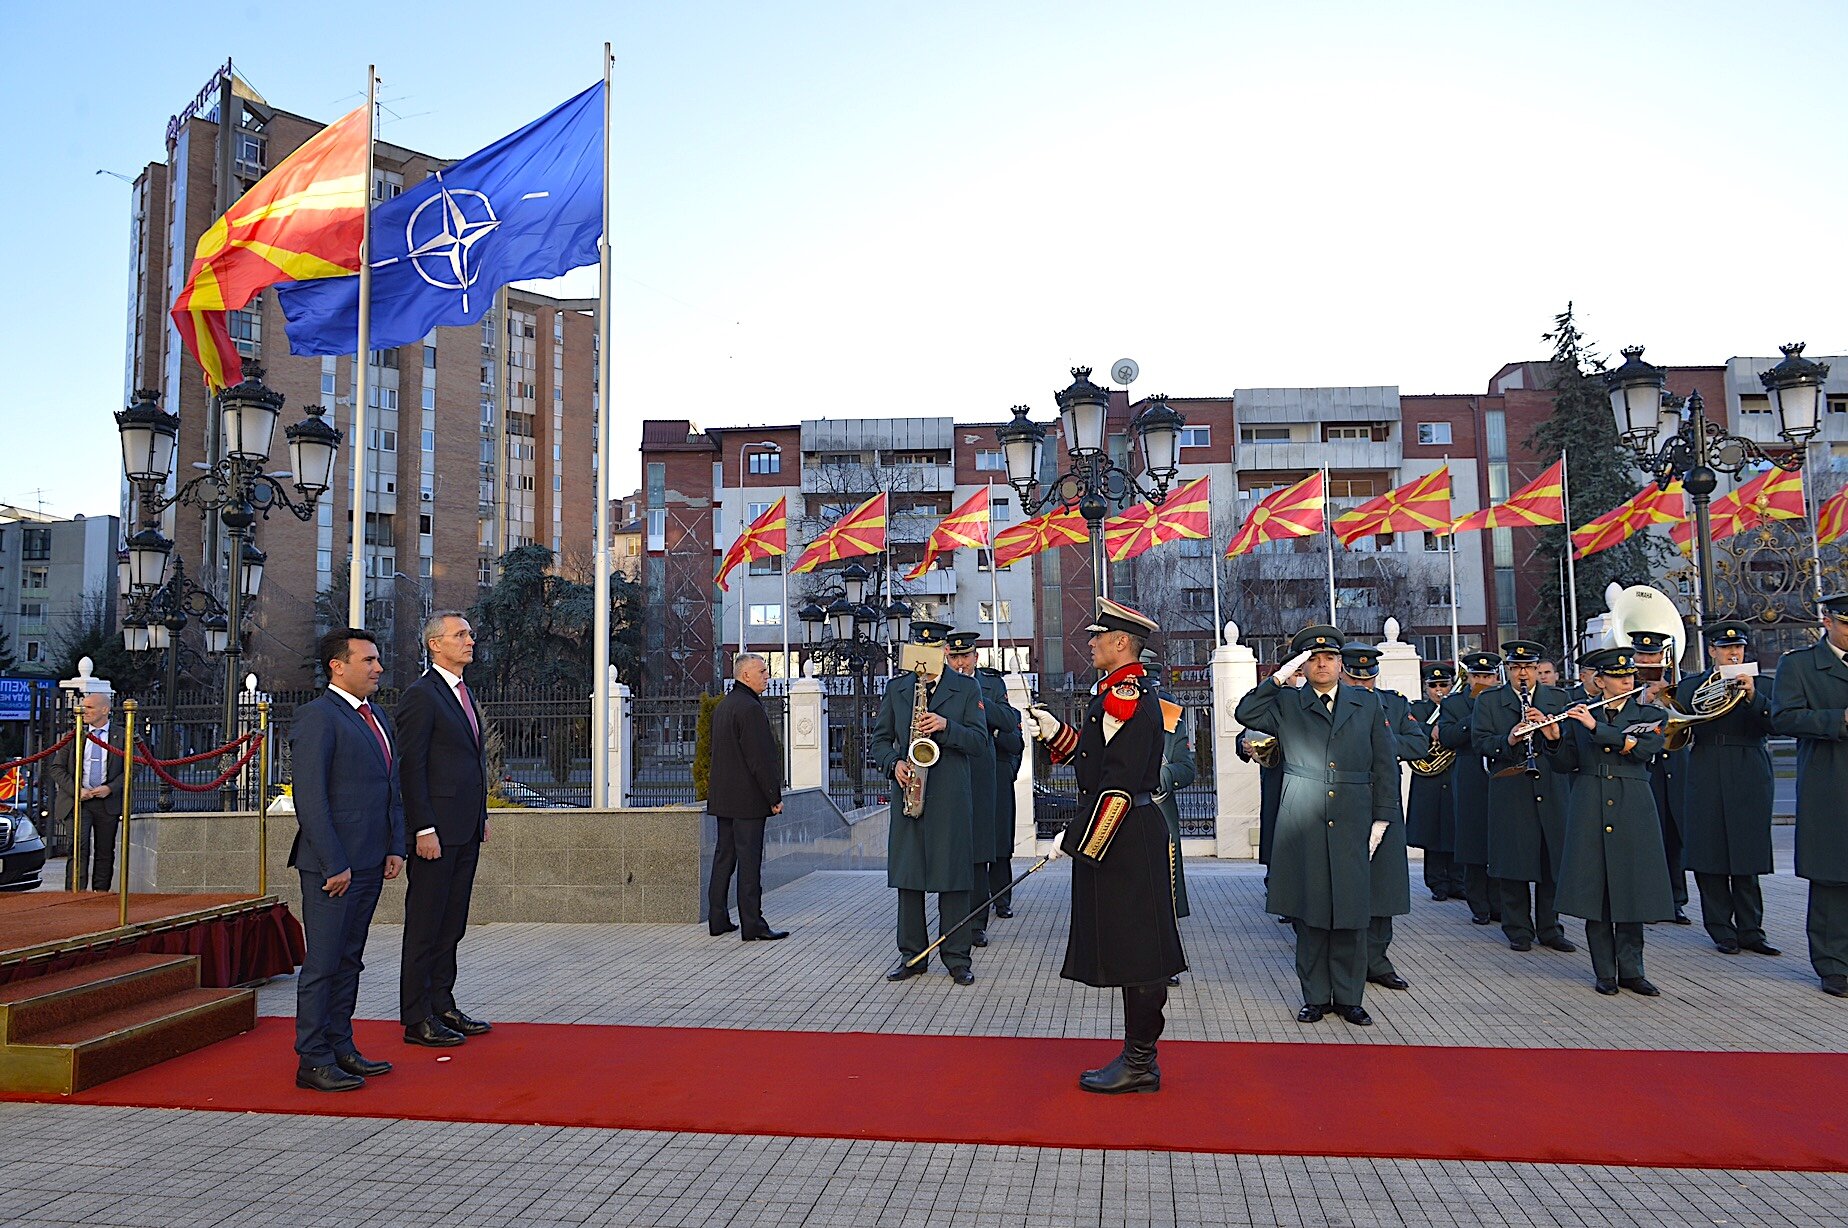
[
  {"x1": 358, "y1": 702, "x2": 392, "y2": 768},
  {"x1": 455, "y1": 679, "x2": 481, "y2": 743}
]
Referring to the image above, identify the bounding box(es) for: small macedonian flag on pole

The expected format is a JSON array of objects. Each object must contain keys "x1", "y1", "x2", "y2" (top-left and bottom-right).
[
  {"x1": 1450, "y1": 459, "x2": 1565, "y2": 534},
  {"x1": 1332, "y1": 465, "x2": 1452, "y2": 547},
  {"x1": 1225, "y1": 472, "x2": 1325, "y2": 558},
  {"x1": 904, "y1": 488, "x2": 990, "y2": 580},
  {"x1": 991, "y1": 507, "x2": 1089, "y2": 569},
  {"x1": 714, "y1": 496, "x2": 788, "y2": 591},
  {"x1": 1102, "y1": 476, "x2": 1211, "y2": 564},
  {"x1": 790, "y1": 492, "x2": 889, "y2": 574}
]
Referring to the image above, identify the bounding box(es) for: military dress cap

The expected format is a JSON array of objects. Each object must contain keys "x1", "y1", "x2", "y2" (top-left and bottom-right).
[
  {"x1": 1704, "y1": 620, "x2": 1752, "y2": 647},
  {"x1": 943, "y1": 629, "x2": 981, "y2": 654},
  {"x1": 1627, "y1": 629, "x2": 1674, "y2": 653},
  {"x1": 1421, "y1": 662, "x2": 1457, "y2": 683},
  {"x1": 1461, "y1": 649, "x2": 1503, "y2": 675},
  {"x1": 1584, "y1": 646, "x2": 1638, "y2": 676},
  {"x1": 1340, "y1": 644, "x2": 1381, "y2": 677},
  {"x1": 1084, "y1": 596, "x2": 1159, "y2": 638},
  {"x1": 1820, "y1": 593, "x2": 1848, "y2": 621},
  {"x1": 1501, "y1": 639, "x2": 1546, "y2": 664},
  {"x1": 1289, "y1": 624, "x2": 1345, "y2": 655},
  {"x1": 910, "y1": 620, "x2": 953, "y2": 646}
]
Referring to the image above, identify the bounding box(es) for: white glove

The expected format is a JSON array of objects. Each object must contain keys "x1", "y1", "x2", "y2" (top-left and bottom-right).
[
  {"x1": 1043, "y1": 838, "x2": 1065, "y2": 861},
  {"x1": 1027, "y1": 705, "x2": 1062, "y2": 742},
  {"x1": 1274, "y1": 649, "x2": 1315, "y2": 686},
  {"x1": 1368, "y1": 820, "x2": 1388, "y2": 859}
]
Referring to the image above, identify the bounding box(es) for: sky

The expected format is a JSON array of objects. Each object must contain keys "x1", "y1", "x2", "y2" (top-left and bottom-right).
[{"x1": 3, "y1": 1, "x2": 1844, "y2": 520}]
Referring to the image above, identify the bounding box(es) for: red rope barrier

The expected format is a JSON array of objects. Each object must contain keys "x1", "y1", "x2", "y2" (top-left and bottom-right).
[
  {"x1": 86, "y1": 729, "x2": 260, "y2": 768},
  {"x1": 138, "y1": 733, "x2": 266, "y2": 792},
  {"x1": 0, "y1": 730, "x2": 76, "y2": 775}
]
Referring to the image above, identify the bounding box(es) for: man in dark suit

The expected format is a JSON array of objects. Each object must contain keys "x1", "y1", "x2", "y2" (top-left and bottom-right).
[
  {"x1": 289, "y1": 628, "x2": 406, "y2": 1092},
  {"x1": 397, "y1": 611, "x2": 495, "y2": 1048},
  {"x1": 1771, "y1": 594, "x2": 1848, "y2": 998},
  {"x1": 52, "y1": 689, "x2": 126, "y2": 891},
  {"x1": 704, "y1": 652, "x2": 787, "y2": 942}
]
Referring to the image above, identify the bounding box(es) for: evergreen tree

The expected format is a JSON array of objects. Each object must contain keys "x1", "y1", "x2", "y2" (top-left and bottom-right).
[
  {"x1": 0, "y1": 623, "x2": 15, "y2": 673},
  {"x1": 468, "y1": 544, "x2": 646, "y2": 693},
  {"x1": 1524, "y1": 303, "x2": 1670, "y2": 659}
]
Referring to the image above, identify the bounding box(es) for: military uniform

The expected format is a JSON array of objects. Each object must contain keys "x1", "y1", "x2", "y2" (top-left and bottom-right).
[
  {"x1": 1471, "y1": 640, "x2": 1571, "y2": 952},
  {"x1": 1769, "y1": 596, "x2": 1848, "y2": 998},
  {"x1": 871, "y1": 622, "x2": 989, "y2": 982},
  {"x1": 1545, "y1": 648, "x2": 1673, "y2": 994},
  {"x1": 1238, "y1": 727, "x2": 1285, "y2": 872},
  {"x1": 944, "y1": 632, "x2": 1000, "y2": 945},
  {"x1": 1676, "y1": 622, "x2": 1778, "y2": 955},
  {"x1": 1441, "y1": 652, "x2": 1502, "y2": 924},
  {"x1": 1141, "y1": 652, "x2": 1193, "y2": 921},
  {"x1": 1407, "y1": 664, "x2": 1463, "y2": 900},
  {"x1": 975, "y1": 666, "x2": 1025, "y2": 916},
  {"x1": 1631, "y1": 629, "x2": 1692, "y2": 919},
  {"x1": 1235, "y1": 626, "x2": 1401, "y2": 1023}
]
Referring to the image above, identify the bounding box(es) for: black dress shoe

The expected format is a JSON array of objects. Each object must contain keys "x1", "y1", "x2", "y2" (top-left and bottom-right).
[
  {"x1": 1429, "y1": 891, "x2": 1449, "y2": 902},
  {"x1": 296, "y1": 1063, "x2": 364, "y2": 1092},
  {"x1": 1822, "y1": 975, "x2": 1847, "y2": 998},
  {"x1": 1470, "y1": 914, "x2": 1493, "y2": 926},
  {"x1": 709, "y1": 920, "x2": 739, "y2": 936},
  {"x1": 404, "y1": 1018, "x2": 465, "y2": 1047},
  {"x1": 1618, "y1": 977, "x2": 1661, "y2": 997},
  {"x1": 438, "y1": 1009, "x2": 492, "y2": 1036},
  {"x1": 1509, "y1": 939, "x2": 1533, "y2": 952},
  {"x1": 1715, "y1": 941, "x2": 1742, "y2": 955},
  {"x1": 994, "y1": 904, "x2": 1014, "y2": 919},
  {"x1": 1335, "y1": 1005, "x2": 1373, "y2": 1026},
  {"x1": 949, "y1": 967, "x2": 975, "y2": 986},
  {"x1": 1742, "y1": 940, "x2": 1781, "y2": 956},
  {"x1": 1594, "y1": 979, "x2": 1620, "y2": 996},
  {"x1": 1166, "y1": 975, "x2": 1181, "y2": 987},
  {"x1": 1296, "y1": 1004, "x2": 1328, "y2": 1023},
  {"x1": 1276, "y1": 914, "x2": 1294, "y2": 924},
  {"x1": 1672, "y1": 910, "x2": 1692, "y2": 925},
  {"x1": 1541, "y1": 936, "x2": 1577, "y2": 953},
  {"x1": 886, "y1": 963, "x2": 925, "y2": 982},
  {"x1": 971, "y1": 929, "x2": 988, "y2": 948},
  {"x1": 742, "y1": 929, "x2": 789, "y2": 942},
  {"x1": 335, "y1": 1052, "x2": 392, "y2": 1077},
  {"x1": 1367, "y1": 973, "x2": 1409, "y2": 991}
]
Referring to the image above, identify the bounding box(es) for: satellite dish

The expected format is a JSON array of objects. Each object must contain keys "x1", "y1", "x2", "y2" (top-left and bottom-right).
[{"x1": 1110, "y1": 358, "x2": 1139, "y2": 387}]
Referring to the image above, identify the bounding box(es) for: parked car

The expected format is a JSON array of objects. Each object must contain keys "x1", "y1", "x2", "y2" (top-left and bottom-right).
[
  {"x1": 0, "y1": 804, "x2": 48, "y2": 892},
  {"x1": 494, "y1": 778, "x2": 573, "y2": 809},
  {"x1": 1033, "y1": 782, "x2": 1081, "y2": 840}
]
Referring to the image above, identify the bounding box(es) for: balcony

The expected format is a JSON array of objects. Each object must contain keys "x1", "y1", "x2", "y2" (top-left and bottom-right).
[
  {"x1": 901, "y1": 568, "x2": 958, "y2": 597},
  {"x1": 1234, "y1": 438, "x2": 1399, "y2": 472},
  {"x1": 799, "y1": 461, "x2": 955, "y2": 496}
]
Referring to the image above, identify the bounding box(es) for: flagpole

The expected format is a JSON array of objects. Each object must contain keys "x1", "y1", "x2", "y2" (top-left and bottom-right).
[
  {"x1": 1560, "y1": 450, "x2": 1580, "y2": 666},
  {"x1": 987, "y1": 483, "x2": 1002, "y2": 660},
  {"x1": 1805, "y1": 444, "x2": 1825, "y2": 614},
  {"x1": 1442, "y1": 457, "x2": 1459, "y2": 664},
  {"x1": 591, "y1": 42, "x2": 615, "y2": 806},
  {"x1": 1323, "y1": 465, "x2": 1336, "y2": 624},
  {"x1": 1558, "y1": 554, "x2": 1569, "y2": 668},
  {"x1": 346, "y1": 65, "x2": 377, "y2": 628}
]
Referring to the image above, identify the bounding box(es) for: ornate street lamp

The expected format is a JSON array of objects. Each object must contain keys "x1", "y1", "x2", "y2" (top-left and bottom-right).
[
  {"x1": 125, "y1": 527, "x2": 173, "y2": 591},
  {"x1": 115, "y1": 390, "x2": 180, "y2": 485}
]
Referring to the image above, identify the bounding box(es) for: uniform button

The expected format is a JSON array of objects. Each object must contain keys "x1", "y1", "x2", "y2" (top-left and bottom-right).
[
  {"x1": 1605, "y1": 826, "x2": 1613, "y2": 833},
  {"x1": 1536, "y1": 796, "x2": 1543, "y2": 801},
  {"x1": 1327, "y1": 792, "x2": 1336, "y2": 799},
  {"x1": 1606, "y1": 800, "x2": 1614, "y2": 807},
  {"x1": 1327, "y1": 819, "x2": 1335, "y2": 825},
  {"x1": 1329, "y1": 762, "x2": 1337, "y2": 769}
]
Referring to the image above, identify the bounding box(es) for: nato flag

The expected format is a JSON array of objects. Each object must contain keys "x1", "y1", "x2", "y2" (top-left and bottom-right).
[{"x1": 278, "y1": 82, "x2": 603, "y2": 356}]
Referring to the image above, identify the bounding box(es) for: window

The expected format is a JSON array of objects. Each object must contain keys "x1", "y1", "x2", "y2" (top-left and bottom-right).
[
  {"x1": 979, "y1": 601, "x2": 1011, "y2": 623},
  {"x1": 419, "y1": 514, "x2": 433, "y2": 535},
  {"x1": 1325, "y1": 424, "x2": 1373, "y2": 442},
  {"x1": 1423, "y1": 531, "x2": 1453, "y2": 553},
  {"x1": 1740, "y1": 394, "x2": 1771, "y2": 415},
  {"x1": 369, "y1": 348, "x2": 399, "y2": 369},
  {"x1": 421, "y1": 429, "x2": 435, "y2": 452},
  {"x1": 910, "y1": 600, "x2": 940, "y2": 623},
  {"x1": 19, "y1": 601, "x2": 46, "y2": 623},
  {"x1": 421, "y1": 387, "x2": 436, "y2": 411},
  {"x1": 746, "y1": 501, "x2": 776, "y2": 523},
  {"x1": 227, "y1": 306, "x2": 261, "y2": 355},
  {"x1": 1829, "y1": 396, "x2": 1848, "y2": 415},
  {"x1": 992, "y1": 498, "x2": 1011, "y2": 524},
  {"x1": 1426, "y1": 586, "x2": 1454, "y2": 607},
  {"x1": 24, "y1": 640, "x2": 43, "y2": 663},
  {"x1": 367, "y1": 387, "x2": 399, "y2": 411},
  {"x1": 370, "y1": 429, "x2": 396, "y2": 452},
  {"x1": 234, "y1": 131, "x2": 265, "y2": 170},
  {"x1": 1417, "y1": 422, "x2": 1453, "y2": 446},
  {"x1": 974, "y1": 450, "x2": 1006, "y2": 471},
  {"x1": 1327, "y1": 476, "x2": 1377, "y2": 498},
  {"x1": 1179, "y1": 425, "x2": 1211, "y2": 448},
  {"x1": 321, "y1": 372, "x2": 337, "y2": 396},
  {"x1": 21, "y1": 529, "x2": 50, "y2": 561},
  {"x1": 1415, "y1": 634, "x2": 1449, "y2": 662},
  {"x1": 23, "y1": 565, "x2": 48, "y2": 590},
  {"x1": 1239, "y1": 426, "x2": 1291, "y2": 443},
  {"x1": 747, "y1": 451, "x2": 782, "y2": 474},
  {"x1": 316, "y1": 549, "x2": 332, "y2": 573},
  {"x1": 1180, "y1": 587, "x2": 1211, "y2": 609},
  {"x1": 424, "y1": 345, "x2": 438, "y2": 369},
  {"x1": 646, "y1": 508, "x2": 665, "y2": 550},
  {"x1": 373, "y1": 170, "x2": 403, "y2": 201},
  {"x1": 420, "y1": 556, "x2": 433, "y2": 578},
  {"x1": 1177, "y1": 538, "x2": 1210, "y2": 557},
  {"x1": 749, "y1": 555, "x2": 782, "y2": 576},
  {"x1": 1335, "y1": 587, "x2": 1378, "y2": 609},
  {"x1": 479, "y1": 558, "x2": 494, "y2": 585},
  {"x1": 976, "y1": 549, "x2": 1010, "y2": 572},
  {"x1": 748, "y1": 603, "x2": 782, "y2": 626}
]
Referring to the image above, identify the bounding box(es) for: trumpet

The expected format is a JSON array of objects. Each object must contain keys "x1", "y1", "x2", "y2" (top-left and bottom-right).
[
  {"x1": 1241, "y1": 731, "x2": 1281, "y2": 768},
  {"x1": 1508, "y1": 691, "x2": 1628, "y2": 738},
  {"x1": 1408, "y1": 669, "x2": 1464, "y2": 778}
]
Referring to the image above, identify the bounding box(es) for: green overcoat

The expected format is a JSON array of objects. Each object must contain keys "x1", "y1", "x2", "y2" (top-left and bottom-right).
[
  {"x1": 871, "y1": 668, "x2": 987, "y2": 892},
  {"x1": 1770, "y1": 640, "x2": 1848, "y2": 884},
  {"x1": 1152, "y1": 689, "x2": 1195, "y2": 919},
  {"x1": 976, "y1": 669, "x2": 1025, "y2": 862},
  {"x1": 1438, "y1": 690, "x2": 1491, "y2": 864},
  {"x1": 1471, "y1": 683, "x2": 1569, "y2": 883},
  {"x1": 1404, "y1": 696, "x2": 1455, "y2": 853},
  {"x1": 1675, "y1": 670, "x2": 1775, "y2": 876},
  {"x1": 1366, "y1": 687, "x2": 1417, "y2": 919},
  {"x1": 1545, "y1": 696, "x2": 1674, "y2": 924}
]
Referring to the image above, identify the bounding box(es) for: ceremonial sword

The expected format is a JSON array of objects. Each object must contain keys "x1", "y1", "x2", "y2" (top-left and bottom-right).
[{"x1": 893, "y1": 851, "x2": 1059, "y2": 973}]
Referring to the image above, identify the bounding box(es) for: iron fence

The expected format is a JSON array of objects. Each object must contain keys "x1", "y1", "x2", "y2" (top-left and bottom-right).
[
  {"x1": 629, "y1": 690, "x2": 788, "y2": 809},
  {"x1": 825, "y1": 675, "x2": 889, "y2": 813},
  {"x1": 1031, "y1": 686, "x2": 1217, "y2": 840}
]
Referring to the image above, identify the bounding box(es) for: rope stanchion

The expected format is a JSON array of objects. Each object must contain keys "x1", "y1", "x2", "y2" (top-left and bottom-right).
[
  {"x1": 117, "y1": 700, "x2": 137, "y2": 927},
  {"x1": 138, "y1": 733, "x2": 266, "y2": 793},
  {"x1": 256, "y1": 699, "x2": 271, "y2": 894},
  {"x1": 0, "y1": 729, "x2": 76, "y2": 776},
  {"x1": 83, "y1": 729, "x2": 260, "y2": 769}
]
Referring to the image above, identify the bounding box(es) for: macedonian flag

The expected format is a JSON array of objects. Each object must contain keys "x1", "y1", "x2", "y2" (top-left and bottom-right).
[
  {"x1": 790, "y1": 493, "x2": 888, "y2": 574},
  {"x1": 0, "y1": 765, "x2": 18, "y2": 803},
  {"x1": 1451, "y1": 459, "x2": 1565, "y2": 534},
  {"x1": 170, "y1": 105, "x2": 371, "y2": 390},
  {"x1": 991, "y1": 507, "x2": 1088, "y2": 569},
  {"x1": 904, "y1": 488, "x2": 990, "y2": 580},
  {"x1": 714, "y1": 497, "x2": 788, "y2": 590},
  {"x1": 1817, "y1": 484, "x2": 1848, "y2": 547},
  {"x1": 1103, "y1": 476, "x2": 1211, "y2": 563},
  {"x1": 1571, "y1": 481, "x2": 1685, "y2": 560},
  {"x1": 1225, "y1": 472, "x2": 1325, "y2": 559},
  {"x1": 1332, "y1": 466, "x2": 1452, "y2": 547},
  {"x1": 1672, "y1": 467, "x2": 1805, "y2": 554}
]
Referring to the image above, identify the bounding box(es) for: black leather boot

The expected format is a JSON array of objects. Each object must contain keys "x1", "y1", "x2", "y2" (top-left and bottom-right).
[{"x1": 1079, "y1": 1040, "x2": 1160, "y2": 1094}]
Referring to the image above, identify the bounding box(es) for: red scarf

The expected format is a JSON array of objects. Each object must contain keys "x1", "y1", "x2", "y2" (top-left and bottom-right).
[{"x1": 1096, "y1": 661, "x2": 1146, "y2": 721}]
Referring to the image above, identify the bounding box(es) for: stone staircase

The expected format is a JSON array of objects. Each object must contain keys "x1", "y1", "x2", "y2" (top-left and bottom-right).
[{"x1": 0, "y1": 953, "x2": 255, "y2": 1095}]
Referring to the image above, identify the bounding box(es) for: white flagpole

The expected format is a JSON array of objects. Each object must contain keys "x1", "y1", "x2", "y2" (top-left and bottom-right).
[
  {"x1": 346, "y1": 66, "x2": 377, "y2": 628},
  {"x1": 1560, "y1": 450, "x2": 1581, "y2": 666},
  {"x1": 1323, "y1": 466, "x2": 1336, "y2": 624},
  {"x1": 1444, "y1": 457, "x2": 1459, "y2": 663},
  {"x1": 781, "y1": 554, "x2": 790, "y2": 681},
  {"x1": 1558, "y1": 554, "x2": 1569, "y2": 667},
  {"x1": 591, "y1": 44, "x2": 615, "y2": 806},
  {"x1": 986, "y1": 484, "x2": 1001, "y2": 660}
]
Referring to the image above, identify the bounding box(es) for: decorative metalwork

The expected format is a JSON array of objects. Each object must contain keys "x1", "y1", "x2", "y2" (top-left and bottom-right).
[{"x1": 1667, "y1": 521, "x2": 1847, "y2": 656}]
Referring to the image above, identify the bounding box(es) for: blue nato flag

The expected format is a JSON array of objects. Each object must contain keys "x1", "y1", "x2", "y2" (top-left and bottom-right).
[{"x1": 278, "y1": 81, "x2": 604, "y2": 356}]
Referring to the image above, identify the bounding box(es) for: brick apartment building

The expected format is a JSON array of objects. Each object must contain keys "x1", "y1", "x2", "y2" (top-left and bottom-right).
[{"x1": 123, "y1": 68, "x2": 606, "y2": 686}]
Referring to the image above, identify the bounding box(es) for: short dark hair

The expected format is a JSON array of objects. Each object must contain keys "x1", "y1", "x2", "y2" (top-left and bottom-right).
[{"x1": 318, "y1": 627, "x2": 379, "y2": 675}]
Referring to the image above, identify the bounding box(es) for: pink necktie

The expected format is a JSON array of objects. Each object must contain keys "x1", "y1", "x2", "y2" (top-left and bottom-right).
[
  {"x1": 358, "y1": 702, "x2": 392, "y2": 768},
  {"x1": 455, "y1": 679, "x2": 481, "y2": 743}
]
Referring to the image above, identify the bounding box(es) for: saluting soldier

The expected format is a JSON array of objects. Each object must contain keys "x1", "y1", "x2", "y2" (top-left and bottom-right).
[
  {"x1": 1545, "y1": 646, "x2": 1674, "y2": 996},
  {"x1": 943, "y1": 630, "x2": 999, "y2": 949},
  {"x1": 975, "y1": 663, "x2": 1026, "y2": 920},
  {"x1": 1677, "y1": 621, "x2": 1779, "y2": 957},
  {"x1": 1140, "y1": 648, "x2": 1194, "y2": 925},
  {"x1": 1471, "y1": 640, "x2": 1575, "y2": 955},
  {"x1": 1235, "y1": 625, "x2": 1400, "y2": 1026},
  {"x1": 1340, "y1": 643, "x2": 1418, "y2": 992},
  {"x1": 1631, "y1": 629, "x2": 1693, "y2": 924},
  {"x1": 1769, "y1": 593, "x2": 1848, "y2": 999},
  {"x1": 871, "y1": 621, "x2": 989, "y2": 986},
  {"x1": 1441, "y1": 651, "x2": 1503, "y2": 925},
  {"x1": 1026, "y1": 598, "x2": 1186, "y2": 1093},
  {"x1": 1407, "y1": 663, "x2": 1464, "y2": 901}
]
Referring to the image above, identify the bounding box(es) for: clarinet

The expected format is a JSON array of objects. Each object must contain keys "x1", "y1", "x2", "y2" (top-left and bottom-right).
[{"x1": 1519, "y1": 684, "x2": 1541, "y2": 779}]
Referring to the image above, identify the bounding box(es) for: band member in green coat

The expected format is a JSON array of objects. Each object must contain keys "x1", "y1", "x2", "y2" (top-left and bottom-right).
[
  {"x1": 1407, "y1": 663, "x2": 1462, "y2": 900},
  {"x1": 871, "y1": 621, "x2": 989, "y2": 986},
  {"x1": 975, "y1": 664, "x2": 1025, "y2": 919},
  {"x1": 944, "y1": 630, "x2": 999, "y2": 948},
  {"x1": 1472, "y1": 640, "x2": 1575, "y2": 954},
  {"x1": 1676, "y1": 621, "x2": 1779, "y2": 957},
  {"x1": 1631, "y1": 629, "x2": 1692, "y2": 923},
  {"x1": 1235, "y1": 625, "x2": 1401, "y2": 1026},
  {"x1": 1340, "y1": 643, "x2": 1417, "y2": 992},
  {"x1": 1140, "y1": 648, "x2": 1193, "y2": 923},
  {"x1": 1770, "y1": 594, "x2": 1848, "y2": 998},
  {"x1": 1441, "y1": 651, "x2": 1503, "y2": 925},
  {"x1": 1544, "y1": 647, "x2": 1673, "y2": 996}
]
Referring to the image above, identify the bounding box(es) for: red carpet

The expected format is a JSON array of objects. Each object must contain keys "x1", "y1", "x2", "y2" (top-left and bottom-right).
[{"x1": 6, "y1": 1018, "x2": 1845, "y2": 1171}]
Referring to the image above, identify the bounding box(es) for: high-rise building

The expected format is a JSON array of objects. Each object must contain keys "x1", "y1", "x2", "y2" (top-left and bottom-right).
[{"x1": 0, "y1": 513, "x2": 120, "y2": 677}]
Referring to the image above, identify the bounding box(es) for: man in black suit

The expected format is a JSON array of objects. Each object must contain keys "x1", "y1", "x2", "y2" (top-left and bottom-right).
[
  {"x1": 289, "y1": 628, "x2": 405, "y2": 1092},
  {"x1": 51, "y1": 689, "x2": 126, "y2": 891},
  {"x1": 397, "y1": 611, "x2": 494, "y2": 1047},
  {"x1": 705, "y1": 652, "x2": 788, "y2": 941}
]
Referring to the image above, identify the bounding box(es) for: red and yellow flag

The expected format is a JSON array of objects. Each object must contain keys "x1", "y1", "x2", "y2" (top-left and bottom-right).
[
  {"x1": 903, "y1": 488, "x2": 990, "y2": 580},
  {"x1": 1672, "y1": 467, "x2": 1805, "y2": 553},
  {"x1": 0, "y1": 765, "x2": 18, "y2": 802},
  {"x1": 1332, "y1": 466, "x2": 1452, "y2": 547},
  {"x1": 1225, "y1": 472, "x2": 1325, "y2": 559},
  {"x1": 790, "y1": 493, "x2": 888, "y2": 574},
  {"x1": 991, "y1": 507, "x2": 1088, "y2": 569},
  {"x1": 1571, "y1": 481, "x2": 1685, "y2": 560},
  {"x1": 714, "y1": 496, "x2": 788, "y2": 590},
  {"x1": 1451, "y1": 459, "x2": 1565, "y2": 534},
  {"x1": 170, "y1": 105, "x2": 371, "y2": 390},
  {"x1": 1103, "y1": 475, "x2": 1212, "y2": 563},
  {"x1": 1817, "y1": 484, "x2": 1848, "y2": 547}
]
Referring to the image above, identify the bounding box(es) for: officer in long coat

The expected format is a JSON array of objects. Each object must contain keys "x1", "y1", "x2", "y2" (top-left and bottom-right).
[
  {"x1": 1140, "y1": 649, "x2": 1193, "y2": 922},
  {"x1": 1545, "y1": 647, "x2": 1674, "y2": 996},
  {"x1": 944, "y1": 631, "x2": 999, "y2": 948},
  {"x1": 1676, "y1": 621, "x2": 1779, "y2": 957},
  {"x1": 1235, "y1": 625, "x2": 1400, "y2": 1026},
  {"x1": 1407, "y1": 663, "x2": 1462, "y2": 900},
  {"x1": 975, "y1": 664, "x2": 1025, "y2": 919},
  {"x1": 1769, "y1": 594, "x2": 1848, "y2": 999},
  {"x1": 1441, "y1": 651, "x2": 1502, "y2": 925},
  {"x1": 1471, "y1": 640, "x2": 1575, "y2": 954},
  {"x1": 871, "y1": 621, "x2": 989, "y2": 985},
  {"x1": 1631, "y1": 629, "x2": 1692, "y2": 923},
  {"x1": 1026, "y1": 598, "x2": 1186, "y2": 1093},
  {"x1": 1340, "y1": 644, "x2": 1417, "y2": 992}
]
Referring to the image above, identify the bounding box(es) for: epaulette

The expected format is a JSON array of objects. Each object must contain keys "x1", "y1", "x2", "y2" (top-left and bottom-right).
[{"x1": 1158, "y1": 698, "x2": 1183, "y2": 733}]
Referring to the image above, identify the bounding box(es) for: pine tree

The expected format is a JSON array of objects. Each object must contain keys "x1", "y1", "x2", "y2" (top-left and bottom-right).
[
  {"x1": 1524, "y1": 303, "x2": 1670, "y2": 659},
  {"x1": 0, "y1": 623, "x2": 15, "y2": 673}
]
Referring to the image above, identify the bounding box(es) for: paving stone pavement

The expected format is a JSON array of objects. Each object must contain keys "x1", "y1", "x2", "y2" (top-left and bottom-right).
[{"x1": 4, "y1": 832, "x2": 1844, "y2": 1226}]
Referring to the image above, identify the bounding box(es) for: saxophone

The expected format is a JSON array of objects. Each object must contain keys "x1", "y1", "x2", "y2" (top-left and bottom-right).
[{"x1": 901, "y1": 658, "x2": 941, "y2": 818}]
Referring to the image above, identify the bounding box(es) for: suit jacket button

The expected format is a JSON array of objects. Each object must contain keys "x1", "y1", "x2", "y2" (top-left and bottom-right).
[{"x1": 1605, "y1": 826, "x2": 1613, "y2": 833}]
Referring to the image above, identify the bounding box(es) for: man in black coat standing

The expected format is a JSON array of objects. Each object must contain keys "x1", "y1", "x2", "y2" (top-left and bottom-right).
[
  {"x1": 397, "y1": 612, "x2": 495, "y2": 1049},
  {"x1": 705, "y1": 653, "x2": 787, "y2": 941}
]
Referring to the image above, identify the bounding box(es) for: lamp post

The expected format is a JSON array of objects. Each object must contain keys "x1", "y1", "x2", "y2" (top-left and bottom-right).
[
  {"x1": 115, "y1": 370, "x2": 342, "y2": 808},
  {"x1": 798, "y1": 563, "x2": 910, "y2": 807},
  {"x1": 1605, "y1": 343, "x2": 1828, "y2": 639},
  {"x1": 996, "y1": 367, "x2": 1184, "y2": 599}
]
